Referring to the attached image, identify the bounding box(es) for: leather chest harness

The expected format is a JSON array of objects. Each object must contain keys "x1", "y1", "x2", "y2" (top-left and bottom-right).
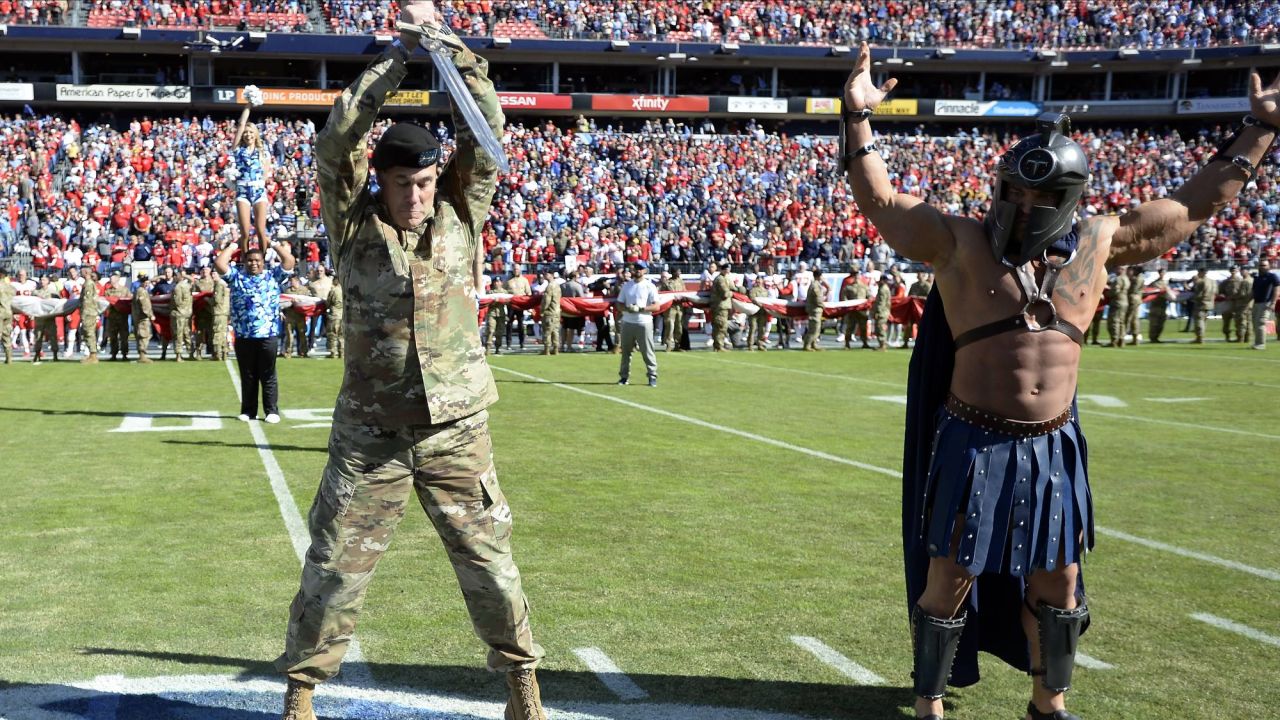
[{"x1": 953, "y1": 251, "x2": 1085, "y2": 350}]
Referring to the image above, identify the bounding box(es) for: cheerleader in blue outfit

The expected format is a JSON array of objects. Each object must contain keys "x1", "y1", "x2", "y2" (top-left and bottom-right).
[{"x1": 232, "y1": 86, "x2": 274, "y2": 249}]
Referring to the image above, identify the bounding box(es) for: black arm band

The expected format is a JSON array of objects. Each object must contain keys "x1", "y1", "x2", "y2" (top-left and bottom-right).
[{"x1": 1211, "y1": 115, "x2": 1280, "y2": 165}]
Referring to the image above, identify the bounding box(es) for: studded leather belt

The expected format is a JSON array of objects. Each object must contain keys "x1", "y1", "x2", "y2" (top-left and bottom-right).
[{"x1": 945, "y1": 394, "x2": 1072, "y2": 438}]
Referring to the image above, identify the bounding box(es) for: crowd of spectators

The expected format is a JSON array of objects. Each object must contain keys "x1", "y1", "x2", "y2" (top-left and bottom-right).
[
  {"x1": 17, "y1": 0, "x2": 1280, "y2": 49},
  {"x1": 290, "y1": 1, "x2": 1280, "y2": 49},
  {"x1": 2, "y1": 111, "x2": 1279, "y2": 282}
]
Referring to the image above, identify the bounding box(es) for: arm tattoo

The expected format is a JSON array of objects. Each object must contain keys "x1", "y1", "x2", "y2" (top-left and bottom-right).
[{"x1": 1055, "y1": 222, "x2": 1104, "y2": 312}]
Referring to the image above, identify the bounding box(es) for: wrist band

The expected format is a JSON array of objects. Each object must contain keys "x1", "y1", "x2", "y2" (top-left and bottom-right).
[
  {"x1": 1244, "y1": 114, "x2": 1280, "y2": 135},
  {"x1": 842, "y1": 107, "x2": 874, "y2": 124}
]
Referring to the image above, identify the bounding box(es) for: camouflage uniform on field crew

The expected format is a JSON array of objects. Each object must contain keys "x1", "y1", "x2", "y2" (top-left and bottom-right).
[
  {"x1": 79, "y1": 271, "x2": 101, "y2": 362},
  {"x1": 486, "y1": 278, "x2": 507, "y2": 354},
  {"x1": 1148, "y1": 270, "x2": 1172, "y2": 342},
  {"x1": 1124, "y1": 267, "x2": 1143, "y2": 344},
  {"x1": 131, "y1": 278, "x2": 154, "y2": 363},
  {"x1": 1192, "y1": 268, "x2": 1218, "y2": 343},
  {"x1": 211, "y1": 278, "x2": 230, "y2": 361},
  {"x1": 33, "y1": 281, "x2": 59, "y2": 362},
  {"x1": 540, "y1": 276, "x2": 561, "y2": 355},
  {"x1": 325, "y1": 281, "x2": 344, "y2": 358},
  {"x1": 746, "y1": 280, "x2": 771, "y2": 350},
  {"x1": 275, "y1": 27, "x2": 544, "y2": 690},
  {"x1": 802, "y1": 269, "x2": 827, "y2": 351},
  {"x1": 873, "y1": 275, "x2": 892, "y2": 350},
  {"x1": 171, "y1": 274, "x2": 194, "y2": 361},
  {"x1": 194, "y1": 270, "x2": 217, "y2": 358},
  {"x1": 0, "y1": 273, "x2": 13, "y2": 364},
  {"x1": 841, "y1": 274, "x2": 871, "y2": 348},
  {"x1": 1106, "y1": 270, "x2": 1130, "y2": 347},
  {"x1": 710, "y1": 269, "x2": 742, "y2": 351},
  {"x1": 105, "y1": 279, "x2": 131, "y2": 360},
  {"x1": 1229, "y1": 269, "x2": 1254, "y2": 343},
  {"x1": 660, "y1": 273, "x2": 685, "y2": 351}
]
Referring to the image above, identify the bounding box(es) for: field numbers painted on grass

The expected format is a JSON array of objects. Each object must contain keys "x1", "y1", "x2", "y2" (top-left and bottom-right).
[
  {"x1": 1190, "y1": 613, "x2": 1280, "y2": 648},
  {"x1": 1075, "y1": 653, "x2": 1114, "y2": 670},
  {"x1": 789, "y1": 636, "x2": 886, "y2": 685},
  {"x1": 282, "y1": 408, "x2": 334, "y2": 429},
  {"x1": 869, "y1": 395, "x2": 908, "y2": 405},
  {"x1": 572, "y1": 647, "x2": 650, "y2": 701},
  {"x1": 109, "y1": 411, "x2": 223, "y2": 433},
  {"x1": 1076, "y1": 394, "x2": 1128, "y2": 408}
]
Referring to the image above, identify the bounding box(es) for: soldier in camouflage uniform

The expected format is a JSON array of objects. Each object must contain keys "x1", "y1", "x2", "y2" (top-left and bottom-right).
[
  {"x1": 193, "y1": 266, "x2": 218, "y2": 359},
  {"x1": 746, "y1": 276, "x2": 771, "y2": 351},
  {"x1": 211, "y1": 276, "x2": 230, "y2": 361},
  {"x1": 131, "y1": 275, "x2": 154, "y2": 363},
  {"x1": 872, "y1": 272, "x2": 892, "y2": 350},
  {"x1": 659, "y1": 270, "x2": 685, "y2": 351},
  {"x1": 0, "y1": 268, "x2": 14, "y2": 364},
  {"x1": 1191, "y1": 267, "x2": 1217, "y2": 344},
  {"x1": 709, "y1": 265, "x2": 743, "y2": 351},
  {"x1": 79, "y1": 268, "x2": 101, "y2": 363},
  {"x1": 802, "y1": 267, "x2": 828, "y2": 351},
  {"x1": 1123, "y1": 266, "x2": 1144, "y2": 345},
  {"x1": 1105, "y1": 268, "x2": 1130, "y2": 347},
  {"x1": 275, "y1": 6, "x2": 547, "y2": 720},
  {"x1": 171, "y1": 270, "x2": 194, "y2": 362},
  {"x1": 539, "y1": 272, "x2": 561, "y2": 355},
  {"x1": 1227, "y1": 268, "x2": 1253, "y2": 343},
  {"x1": 840, "y1": 272, "x2": 871, "y2": 349},
  {"x1": 104, "y1": 274, "x2": 132, "y2": 360},
  {"x1": 32, "y1": 276, "x2": 60, "y2": 363},
  {"x1": 325, "y1": 279, "x2": 343, "y2": 359},
  {"x1": 281, "y1": 276, "x2": 310, "y2": 358},
  {"x1": 486, "y1": 277, "x2": 507, "y2": 354},
  {"x1": 1147, "y1": 268, "x2": 1173, "y2": 343}
]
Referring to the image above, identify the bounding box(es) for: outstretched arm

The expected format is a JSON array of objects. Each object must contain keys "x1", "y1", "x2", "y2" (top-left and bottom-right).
[
  {"x1": 843, "y1": 42, "x2": 956, "y2": 268},
  {"x1": 232, "y1": 106, "x2": 251, "y2": 148},
  {"x1": 1111, "y1": 71, "x2": 1280, "y2": 266}
]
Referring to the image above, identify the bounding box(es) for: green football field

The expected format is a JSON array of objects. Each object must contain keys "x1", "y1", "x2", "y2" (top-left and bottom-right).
[{"x1": 1, "y1": 325, "x2": 1277, "y2": 720}]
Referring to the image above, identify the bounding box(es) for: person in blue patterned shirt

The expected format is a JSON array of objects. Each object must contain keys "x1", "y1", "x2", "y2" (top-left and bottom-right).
[{"x1": 215, "y1": 238, "x2": 296, "y2": 424}]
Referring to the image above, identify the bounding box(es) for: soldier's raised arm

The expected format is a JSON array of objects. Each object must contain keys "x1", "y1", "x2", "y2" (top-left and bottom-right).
[{"x1": 842, "y1": 42, "x2": 957, "y2": 268}]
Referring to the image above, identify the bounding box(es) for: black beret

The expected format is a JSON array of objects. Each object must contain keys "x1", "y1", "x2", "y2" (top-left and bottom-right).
[{"x1": 372, "y1": 122, "x2": 441, "y2": 171}]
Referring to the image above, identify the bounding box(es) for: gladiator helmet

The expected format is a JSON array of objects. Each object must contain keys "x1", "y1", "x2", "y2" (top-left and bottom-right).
[{"x1": 985, "y1": 113, "x2": 1088, "y2": 265}]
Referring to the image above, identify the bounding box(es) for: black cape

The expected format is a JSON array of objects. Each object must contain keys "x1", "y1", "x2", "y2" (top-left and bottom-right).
[{"x1": 902, "y1": 264, "x2": 1088, "y2": 687}]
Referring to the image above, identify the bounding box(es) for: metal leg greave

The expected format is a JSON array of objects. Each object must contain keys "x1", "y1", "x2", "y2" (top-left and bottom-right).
[
  {"x1": 1033, "y1": 600, "x2": 1089, "y2": 693},
  {"x1": 911, "y1": 604, "x2": 967, "y2": 700}
]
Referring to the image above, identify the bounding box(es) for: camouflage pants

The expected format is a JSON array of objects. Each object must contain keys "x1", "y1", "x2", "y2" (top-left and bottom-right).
[
  {"x1": 485, "y1": 312, "x2": 505, "y2": 352},
  {"x1": 803, "y1": 310, "x2": 823, "y2": 349},
  {"x1": 81, "y1": 314, "x2": 100, "y2": 355},
  {"x1": 172, "y1": 313, "x2": 192, "y2": 358},
  {"x1": 873, "y1": 313, "x2": 890, "y2": 347},
  {"x1": 1229, "y1": 303, "x2": 1251, "y2": 342},
  {"x1": 541, "y1": 315, "x2": 560, "y2": 354},
  {"x1": 1148, "y1": 306, "x2": 1166, "y2": 342},
  {"x1": 276, "y1": 411, "x2": 543, "y2": 683},
  {"x1": 0, "y1": 313, "x2": 10, "y2": 362},
  {"x1": 843, "y1": 312, "x2": 868, "y2": 346},
  {"x1": 745, "y1": 311, "x2": 768, "y2": 349},
  {"x1": 1194, "y1": 309, "x2": 1210, "y2": 340},
  {"x1": 1124, "y1": 303, "x2": 1141, "y2": 339},
  {"x1": 326, "y1": 316, "x2": 344, "y2": 358},
  {"x1": 661, "y1": 307, "x2": 682, "y2": 349},
  {"x1": 212, "y1": 315, "x2": 229, "y2": 360},
  {"x1": 711, "y1": 308, "x2": 731, "y2": 350},
  {"x1": 107, "y1": 314, "x2": 130, "y2": 357},
  {"x1": 135, "y1": 321, "x2": 152, "y2": 357},
  {"x1": 1107, "y1": 305, "x2": 1128, "y2": 343}
]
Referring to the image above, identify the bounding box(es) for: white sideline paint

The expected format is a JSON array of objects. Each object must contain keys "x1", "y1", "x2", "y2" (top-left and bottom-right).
[
  {"x1": 1075, "y1": 394, "x2": 1127, "y2": 408},
  {"x1": 1190, "y1": 613, "x2": 1280, "y2": 648},
  {"x1": 223, "y1": 360, "x2": 373, "y2": 683},
  {"x1": 489, "y1": 365, "x2": 897, "y2": 478},
  {"x1": 1075, "y1": 653, "x2": 1114, "y2": 670},
  {"x1": 869, "y1": 395, "x2": 908, "y2": 405},
  {"x1": 1089, "y1": 410, "x2": 1280, "y2": 441},
  {"x1": 1087, "y1": 367, "x2": 1280, "y2": 390},
  {"x1": 0, "y1": 673, "x2": 828, "y2": 720},
  {"x1": 788, "y1": 636, "x2": 885, "y2": 685},
  {"x1": 1141, "y1": 348, "x2": 1280, "y2": 365},
  {"x1": 1094, "y1": 528, "x2": 1280, "y2": 582},
  {"x1": 493, "y1": 364, "x2": 1280, "y2": 585},
  {"x1": 109, "y1": 411, "x2": 223, "y2": 433},
  {"x1": 1142, "y1": 397, "x2": 1211, "y2": 403},
  {"x1": 572, "y1": 647, "x2": 649, "y2": 701},
  {"x1": 699, "y1": 355, "x2": 901, "y2": 388}
]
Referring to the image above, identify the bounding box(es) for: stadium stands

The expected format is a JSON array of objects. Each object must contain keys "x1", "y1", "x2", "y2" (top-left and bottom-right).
[
  {"x1": 1, "y1": 113, "x2": 1277, "y2": 275},
  {"x1": 27, "y1": 0, "x2": 1280, "y2": 49}
]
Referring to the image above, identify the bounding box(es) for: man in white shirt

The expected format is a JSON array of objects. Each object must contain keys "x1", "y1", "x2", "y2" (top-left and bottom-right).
[{"x1": 616, "y1": 260, "x2": 660, "y2": 387}]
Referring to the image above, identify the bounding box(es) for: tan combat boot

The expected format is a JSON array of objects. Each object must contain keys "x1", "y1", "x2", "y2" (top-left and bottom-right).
[
  {"x1": 81, "y1": 354, "x2": 99, "y2": 364},
  {"x1": 504, "y1": 668, "x2": 547, "y2": 720},
  {"x1": 282, "y1": 678, "x2": 317, "y2": 720}
]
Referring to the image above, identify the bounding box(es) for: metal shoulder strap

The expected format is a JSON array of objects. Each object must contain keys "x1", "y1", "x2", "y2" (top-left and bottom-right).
[{"x1": 954, "y1": 252, "x2": 1085, "y2": 349}]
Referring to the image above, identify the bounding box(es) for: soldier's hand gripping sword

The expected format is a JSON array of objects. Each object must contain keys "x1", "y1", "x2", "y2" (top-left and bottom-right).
[{"x1": 396, "y1": 19, "x2": 510, "y2": 173}]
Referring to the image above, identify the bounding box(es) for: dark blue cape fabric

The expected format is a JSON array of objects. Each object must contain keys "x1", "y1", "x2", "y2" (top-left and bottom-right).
[{"x1": 901, "y1": 232, "x2": 1087, "y2": 687}]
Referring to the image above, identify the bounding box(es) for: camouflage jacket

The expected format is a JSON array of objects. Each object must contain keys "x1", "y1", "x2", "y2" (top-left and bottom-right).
[
  {"x1": 541, "y1": 280, "x2": 562, "y2": 317},
  {"x1": 1107, "y1": 273, "x2": 1130, "y2": 308},
  {"x1": 326, "y1": 283, "x2": 343, "y2": 319},
  {"x1": 132, "y1": 288, "x2": 153, "y2": 323},
  {"x1": 840, "y1": 279, "x2": 869, "y2": 303},
  {"x1": 0, "y1": 279, "x2": 15, "y2": 317},
  {"x1": 172, "y1": 279, "x2": 193, "y2": 316},
  {"x1": 710, "y1": 273, "x2": 741, "y2": 310},
  {"x1": 805, "y1": 279, "x2": 826, "y2": 314},
  {"x1": 874, "y1": 283, "x2": 892, "y2": 316},
  {"x1": 1192, "y1": 277, "x2": 1217, "y2": 306},
  {"x1": 317, "y1": 38, "x2": 503, "y2": 426},
  {"x1": 105, "y1": 284, "x2": 131, "y2": 315},
  {"x1": 211, "y1": 280, "x2": 230, "y2": 316},
  {"x1": 80, "y1": 277, "x2": 100, "y2": 318}
]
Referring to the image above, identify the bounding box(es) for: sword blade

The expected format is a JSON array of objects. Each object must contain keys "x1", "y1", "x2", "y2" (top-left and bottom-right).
[{"x1": 429, "y1": 48, "x2": 509, "y2": 173}]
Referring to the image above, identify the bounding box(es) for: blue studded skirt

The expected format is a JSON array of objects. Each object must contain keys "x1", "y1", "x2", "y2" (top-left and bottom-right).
[{"x1": 923, "y1": 402, "x2": 1094, "y2": 578}]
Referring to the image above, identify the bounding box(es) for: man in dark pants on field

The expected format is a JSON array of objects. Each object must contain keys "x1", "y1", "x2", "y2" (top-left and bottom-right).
[
  {"x1": 273, "y1": 4, "x2": 547, "y2": 720},
  {"x1": 214, "y1": 238, "x2": 295, "y2": 424},
  {"x1": 844, "y1": 41, "x2": 1280, "y2": 720}
]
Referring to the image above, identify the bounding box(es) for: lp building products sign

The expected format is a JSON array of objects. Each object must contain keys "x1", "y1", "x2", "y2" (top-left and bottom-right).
[{"x1": 56, "y1": 84, "x2": 191, "y2": 104}]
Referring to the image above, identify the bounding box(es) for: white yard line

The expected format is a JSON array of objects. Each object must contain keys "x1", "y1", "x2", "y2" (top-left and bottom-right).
[
  {"x1": 490, "y1": 365, "x2": 898, "y2": 478},
  {"x1": 1190, "y1": 613, "x2": 1280, "y2": 648},
  {"x1": 1085, "y1": 367, "x2": 1280, "y2": 391},
  {"x1": 493, "y1": 363, "x2": 1280, "y2": 585},
  {"x1": 1088, "y1": 411, "x2": 1280, "y2": 441},
  {"x1": 223, "y1": 359, "x2": 373, "y2": 682},
  {"x1": 1137, "y1": 347, "x2": 1280, "y2": 365},
  {"x1": 572, "y1": 647, "x2": 650, "y2": 701},
  {"x1": 697, "y1": 355, "x2": 902, "y2": 389},
  {"x1": 1075, "y1": 653, "x2": 1114, "y2": 670},
  {"x1": 788, "y1": 636, "x2": 886, "y2": 685},
  {"x1": 1094, "y1": 528, "x2": 1280, "y2": 582}
]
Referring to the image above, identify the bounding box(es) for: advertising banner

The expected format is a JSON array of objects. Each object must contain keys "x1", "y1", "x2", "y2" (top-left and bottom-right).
[
  {"x1": 56, "y1": 84, "x2": 191, "y2": 104},
  {"x1": 591, "y1": 94, "x2": 710, "y2": 112},
  {"x1": 726, "y1": 96, "x2": 788, "y2": 114},
  {"x1": 498, "y1": 92, "x2": 573, "y2": 110},
  {"x1": 1176, "y1": 97, "x2": 1250, "y2": 114}
]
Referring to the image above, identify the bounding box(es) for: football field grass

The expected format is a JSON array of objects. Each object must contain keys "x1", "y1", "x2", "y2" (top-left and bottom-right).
[{"x1": 1, "y1": 328, "x2": 1277, "y2": 719}]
